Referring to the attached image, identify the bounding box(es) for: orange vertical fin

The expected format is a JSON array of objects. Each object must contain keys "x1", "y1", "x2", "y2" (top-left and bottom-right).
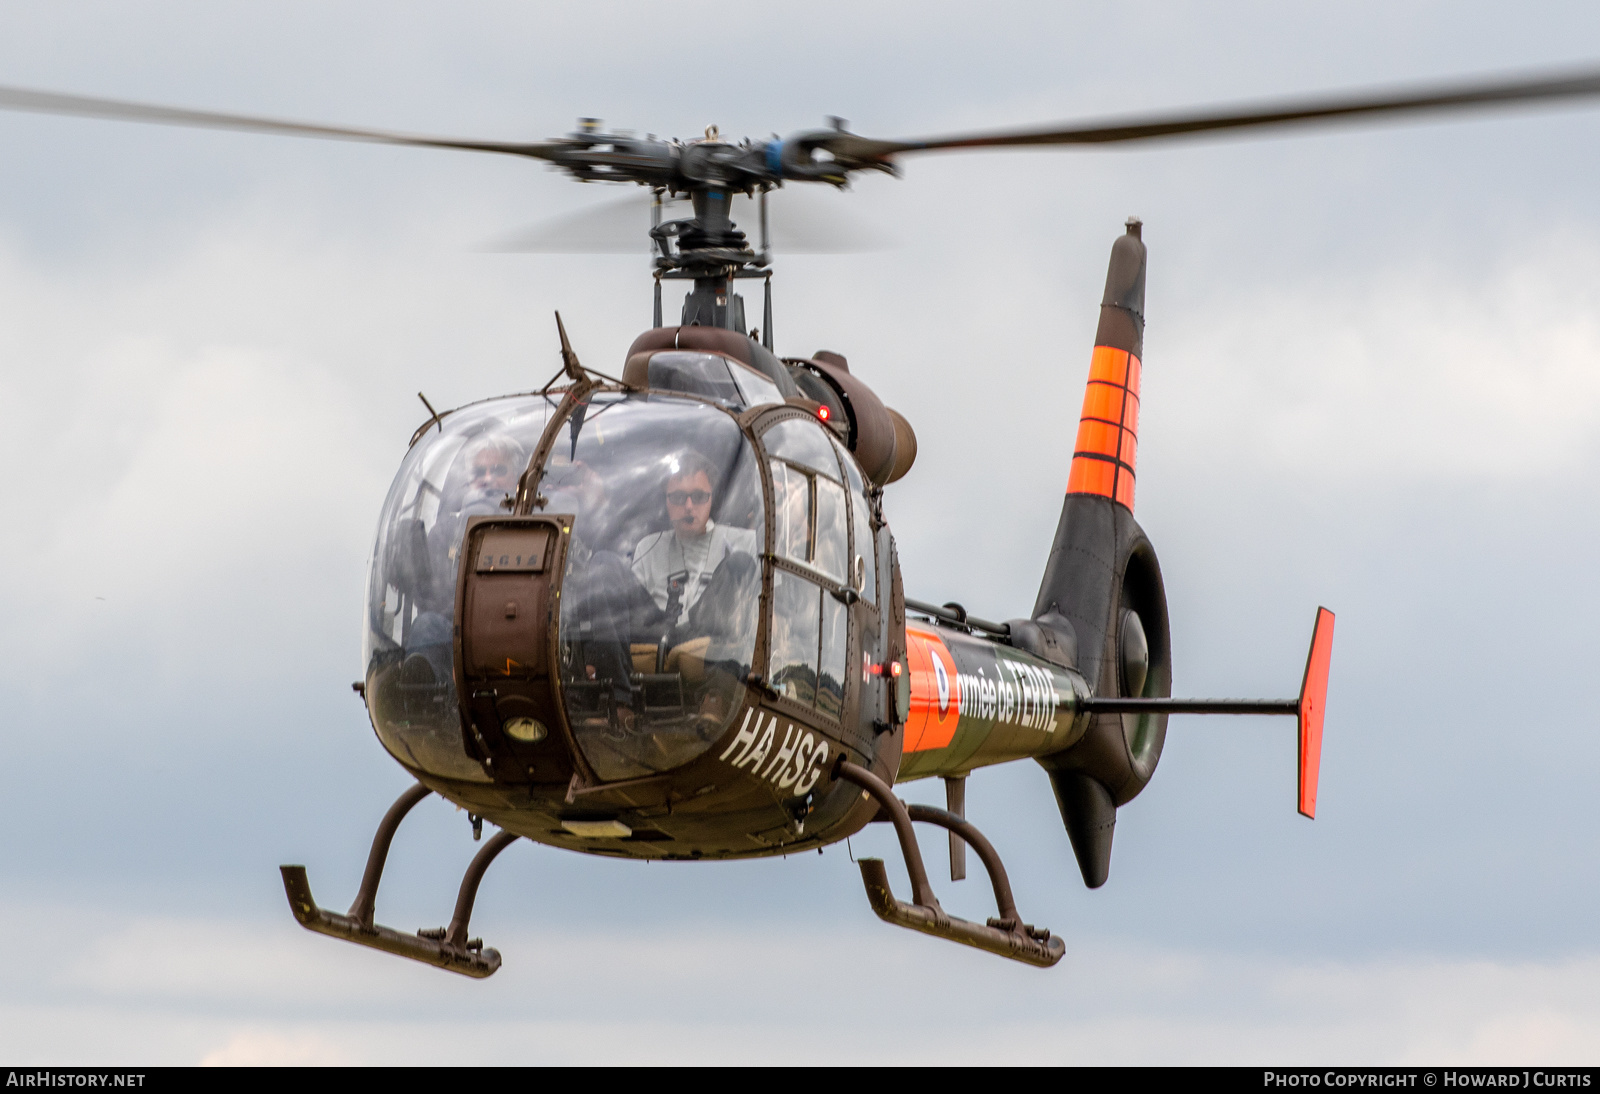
[{"x1": 1067, "y1": 219, "x2": 1146, "y2": 512}]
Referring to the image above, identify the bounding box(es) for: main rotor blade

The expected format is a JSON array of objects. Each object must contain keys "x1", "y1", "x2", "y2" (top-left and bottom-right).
[
  {"x1": 485, "y1": 195, "x2": 664, "y2": 253},
  {"x1": 0, "y1": 83, "x2": 562, "y2": 159},
  {"x1": 862, "y1": 63, "x2": 1600, "y2": 157}
]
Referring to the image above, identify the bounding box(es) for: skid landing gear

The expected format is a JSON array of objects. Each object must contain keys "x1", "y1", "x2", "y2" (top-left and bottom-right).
[
  {"x1": 279, "y1": 782, "x2": 520, "y2": 978},
  {"x1": 837, "y1": 761, "x2": 1065, "y2": 968}
]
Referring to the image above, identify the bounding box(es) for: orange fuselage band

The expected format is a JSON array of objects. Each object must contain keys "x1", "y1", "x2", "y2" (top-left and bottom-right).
[{"x1": 902, "y1": 625, "x2": 963, "y2": 753}]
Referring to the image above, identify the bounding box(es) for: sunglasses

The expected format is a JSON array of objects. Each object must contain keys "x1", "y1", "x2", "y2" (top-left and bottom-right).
[{"x1": 666, "y1": 490, "x2": 712, "y2": 506}]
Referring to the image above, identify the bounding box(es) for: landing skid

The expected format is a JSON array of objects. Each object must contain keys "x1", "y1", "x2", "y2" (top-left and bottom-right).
[
  {"x1": 279, "y1": 782, "x2": 520, "y2": 978},
  {"x1": 837, "y1": 761, "x2": 1065, "y2": 968}
]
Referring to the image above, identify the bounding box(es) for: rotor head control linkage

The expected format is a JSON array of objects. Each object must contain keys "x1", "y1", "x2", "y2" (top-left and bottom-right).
[{"x1": 835, "y1": 760, "x2": 1065, "y2": 968}]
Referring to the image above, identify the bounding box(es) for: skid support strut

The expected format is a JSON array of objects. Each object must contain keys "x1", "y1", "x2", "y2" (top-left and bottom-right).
[
  {"x1": 279, "y1": 782, "x2": 521, "y2": 978},
  {"x1": 836, "y1": 761, "x2": 1064, "y2": 968}
]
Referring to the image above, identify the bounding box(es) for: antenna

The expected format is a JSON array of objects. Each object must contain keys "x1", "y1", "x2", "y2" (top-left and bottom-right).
[
  {"x1": 554, "y1": 311, "x2": 584, "y2": 382},
  {"x1": 763, "y1": 274, "x2": 774, "y2": 351},
  {"x1": 759, "y1": 187, "x2": 770, "y2": 262}
]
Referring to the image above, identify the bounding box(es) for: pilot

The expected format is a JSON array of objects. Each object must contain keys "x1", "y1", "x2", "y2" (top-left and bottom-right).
[
  {"x1": 632, "y1": 451, "x2": 758, "y2": 625},
  {"x1": 628, "y1": 451, "x2": 760, "y2": 733}
]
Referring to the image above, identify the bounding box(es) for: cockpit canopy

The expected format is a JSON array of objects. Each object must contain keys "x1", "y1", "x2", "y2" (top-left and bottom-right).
[{"x1": 364, "y1": 380, "x2": 878, "y2": 788}]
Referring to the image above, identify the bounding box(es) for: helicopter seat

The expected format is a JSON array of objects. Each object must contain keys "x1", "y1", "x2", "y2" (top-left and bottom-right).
[
  {"x1": 628, "y1": 636, "x2": 710, "y2": 682},
  {"x1": 626, "y1": 636, "x2": 711, "y2": 720}
]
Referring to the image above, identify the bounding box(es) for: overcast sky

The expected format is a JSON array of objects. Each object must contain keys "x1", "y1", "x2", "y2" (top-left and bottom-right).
[{"x1": 2, "y1": 0, "x2": 1600, "y2": 1065}]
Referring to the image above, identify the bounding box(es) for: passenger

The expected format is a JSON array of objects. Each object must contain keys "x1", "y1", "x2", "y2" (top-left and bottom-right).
[
  {"x1": 405, "y1": 431, "x2": 528, "y2": 687},
  {"x1": 553, "y1": 456, "x2": 654, "y2": 721},
  {"x1": 452, "y1": 434, "x2": 525, "y2": 539},
  {"x1": 417, "y1": 431, "x2": 528, "y2": 586},
  {"x1": 632, "y1": 450, "x2": 758, "y2": 625},
  {"x1": 543, "y1": 454, "x2": 607, "y2": 532}
]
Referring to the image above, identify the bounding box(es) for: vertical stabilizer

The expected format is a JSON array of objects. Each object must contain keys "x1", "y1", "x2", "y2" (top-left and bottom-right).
[
  {"x1": 1036, "y1": 221, "x2": 1169, "y2": 889},
  {"x1": 1066, "y1": 219, "x2": 1146, "y2": 511}
]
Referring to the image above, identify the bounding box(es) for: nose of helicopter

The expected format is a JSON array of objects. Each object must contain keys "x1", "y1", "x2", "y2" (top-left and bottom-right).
[{"x1": 363, "y1": 386, "x2": 769, "y2": 787}]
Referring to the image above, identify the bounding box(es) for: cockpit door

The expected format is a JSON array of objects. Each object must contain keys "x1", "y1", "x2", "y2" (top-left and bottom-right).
[
  {"x1": 453, "y1": 513, "x2": 576, "y2": 783},
  {"x1": 757, "y1": 414, "x2": 864, "y2": 735}
]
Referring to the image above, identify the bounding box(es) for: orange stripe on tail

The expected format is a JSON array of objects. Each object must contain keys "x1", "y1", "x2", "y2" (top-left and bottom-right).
[{"x1": 1068, "y1": 344, "x2": 1141, "y2": 510}]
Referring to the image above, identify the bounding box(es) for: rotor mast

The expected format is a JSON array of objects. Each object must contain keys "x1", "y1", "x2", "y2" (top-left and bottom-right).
[
  {"x1": 639, "y1": 129, "x2": 782, "y2": 342},
  {"x1": 657, "y1": 184, "x2": 763, "y2": 336},
  {"x1": 544, "y1": 118, "x2": 877, "y2": 346}
]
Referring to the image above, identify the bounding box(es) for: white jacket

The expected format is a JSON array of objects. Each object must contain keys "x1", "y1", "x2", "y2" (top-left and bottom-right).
[{"x1": 632, "y1": 520, "x2": 759, "y2": 619}]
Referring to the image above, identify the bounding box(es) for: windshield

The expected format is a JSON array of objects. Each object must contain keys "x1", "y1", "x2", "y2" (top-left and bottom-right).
[
  {"x1": 643, "y1": 351, "x2": 784, "y2": 410},
  {"x1": 364, "y1": 394, "x2": 556, "y2": 782},
  {"x1": 552, "y1": 393, "x2": 765, "y2": 781}
]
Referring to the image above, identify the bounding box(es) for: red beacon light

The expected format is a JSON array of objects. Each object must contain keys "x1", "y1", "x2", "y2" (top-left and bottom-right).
[{"x1": 817, "y1": 404, "x2": 831, "y2": 422}]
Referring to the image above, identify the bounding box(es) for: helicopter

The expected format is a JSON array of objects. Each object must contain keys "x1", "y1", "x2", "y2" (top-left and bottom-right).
[{"x1": 6, "y1": 63, "x2": 1600, "y2": 976}]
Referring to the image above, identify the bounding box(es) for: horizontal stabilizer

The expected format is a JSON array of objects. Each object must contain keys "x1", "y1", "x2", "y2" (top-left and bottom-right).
[
  {"x1": 1080, "y1": 697, "x2": 1297, "y2": 715},
  {"x1": 1079, "y1": 606, "x2": 1335, "y2": 818},
  {"x1": 1297, "y1": 607, "x2": 1334, "y2": 819}
]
